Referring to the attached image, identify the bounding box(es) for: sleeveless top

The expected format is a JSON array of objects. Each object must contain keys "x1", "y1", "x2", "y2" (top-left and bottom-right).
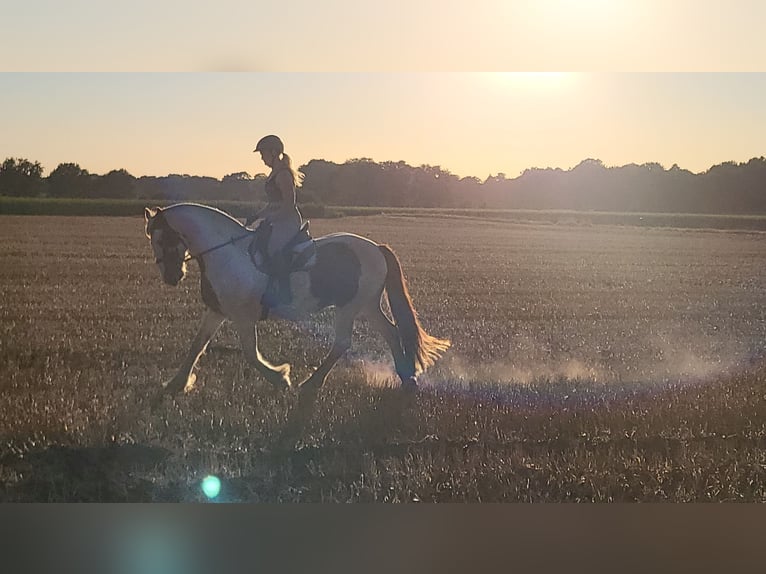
[
  {"x1": 261, "y1": 168, "x2": 301, "y2": 225},
  {"x1": 264, "y1": 168, "x2": 292, "y2": 204}
]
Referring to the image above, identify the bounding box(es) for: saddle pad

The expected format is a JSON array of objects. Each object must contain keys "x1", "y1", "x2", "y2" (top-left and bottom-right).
[
  {"x1": 290, "y1": 240, "x2": 317, "y2": 271},
  {"x1": 249, "y1": 238, "x2": 317, "y2": 274}
]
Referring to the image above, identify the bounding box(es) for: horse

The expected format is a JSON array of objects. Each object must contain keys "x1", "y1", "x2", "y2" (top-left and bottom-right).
[{"x1": 143, "y1": 203, "x2": 450, "y2": 395}]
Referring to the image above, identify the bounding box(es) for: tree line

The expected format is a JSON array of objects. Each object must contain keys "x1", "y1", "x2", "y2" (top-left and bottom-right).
[{"x1": 2, "y1": 156, "x2": 765, "y2": 214}]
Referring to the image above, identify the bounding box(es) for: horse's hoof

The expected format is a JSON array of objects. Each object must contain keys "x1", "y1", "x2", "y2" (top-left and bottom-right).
[
  {"x1": 162, "y1": 381, "x2": 184, "y2": 395},
  {"x1": 267, "y1": 364, "x2": 292, "y2": 391},
  {"x1": 296, "y1": 383, "x2": 320, "y2": 409},
  {"x1": 401, "y1": 376, "x2": 418, "y2": 392},
  {"x1": 297, "y1": 378, "x2": 324, "y2": 404},
  {"x1": 299, "y1": 380, "x2": 317, "y2": 391},
  {"x1": 270, "y1": 378, "x2": 292, "y2": 392},
  {"x1": 163, "y1": 373, "x2": 196, "y2": 395},
  {"x1": 182, "y1": 373, "x2": 198, "y2": 393},
  {"x1": 162, "y1": 383, "x2": 181, "y2": 395}
]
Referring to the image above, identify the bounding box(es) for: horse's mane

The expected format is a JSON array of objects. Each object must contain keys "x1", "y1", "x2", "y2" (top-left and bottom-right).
[{"x1": 163, "y1": 202, "x2": 246, "y2": 228}]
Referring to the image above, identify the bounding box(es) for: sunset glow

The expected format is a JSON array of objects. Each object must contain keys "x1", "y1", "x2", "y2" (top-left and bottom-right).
[
  {"x1": 2, "y1": 73, "x2": 763, "y2": 182},
  {"x1": 0, "y1": 2, "x2": 764, "y2": 181},
  {"x1": 483, "y1": 73, "x2": 576, "y2": 92}
]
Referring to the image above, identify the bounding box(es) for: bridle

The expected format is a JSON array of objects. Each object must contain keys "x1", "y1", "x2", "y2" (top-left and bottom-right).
[
  {"x1": 152, "y1": 214, "x2": 252, "y2": 265},
  {"x1": 180, "y1": 232, "x2": 253, "y2": 263}
]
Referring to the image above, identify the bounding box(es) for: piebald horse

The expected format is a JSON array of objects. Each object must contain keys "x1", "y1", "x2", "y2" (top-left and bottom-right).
[{"x1": 144, "y1": 203, "x2": 450, "y2": 394}]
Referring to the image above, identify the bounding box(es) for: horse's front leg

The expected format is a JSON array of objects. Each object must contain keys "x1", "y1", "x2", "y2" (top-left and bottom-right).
[
  {"x1": 233, "y1": 320, "x2": 292, "y2": 391},
  {"x1": 164, "y1": 309, "x2": 225, "y2": 394},
  {"x1": 299, "y1": 306, "x2": 356, "y2": 393}
]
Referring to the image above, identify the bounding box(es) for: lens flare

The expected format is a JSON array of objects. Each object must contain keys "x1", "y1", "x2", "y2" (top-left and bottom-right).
[{"x1": 201, "y1": 475, "x2": 221, "y2": 499}]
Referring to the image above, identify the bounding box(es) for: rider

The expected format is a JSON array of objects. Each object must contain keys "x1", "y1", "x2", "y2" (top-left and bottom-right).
[{"x1": 246, "y1": 135, "x2": 305, "y2": 285}]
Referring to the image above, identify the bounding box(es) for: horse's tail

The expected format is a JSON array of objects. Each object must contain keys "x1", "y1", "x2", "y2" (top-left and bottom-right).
[{"x1": 378, "y1": 244, "x2": 451, "y2": 375}]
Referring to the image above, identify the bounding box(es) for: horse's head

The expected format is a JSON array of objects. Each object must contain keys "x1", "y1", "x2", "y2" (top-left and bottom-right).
[{"x1": 144, "y1": 207, "x2": 189, "y2": 286}]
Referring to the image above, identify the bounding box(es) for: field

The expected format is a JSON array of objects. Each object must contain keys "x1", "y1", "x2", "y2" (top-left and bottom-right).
[
  {"x1": 1, "y1": 213, "x2": 765, "y2": 502},
  {"x1": 4, "y1": 195, "x2": 766, "y2": 230}
]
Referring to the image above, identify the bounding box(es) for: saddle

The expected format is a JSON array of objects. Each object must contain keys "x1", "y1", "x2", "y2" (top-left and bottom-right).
[{"x1": 248, "y1": 220, "x2": 317, "y2": 311}]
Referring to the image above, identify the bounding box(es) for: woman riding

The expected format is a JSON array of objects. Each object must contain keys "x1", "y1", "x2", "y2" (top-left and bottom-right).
[{"x1": 246, "y1": 135, "x2": 304, "y2": 274}]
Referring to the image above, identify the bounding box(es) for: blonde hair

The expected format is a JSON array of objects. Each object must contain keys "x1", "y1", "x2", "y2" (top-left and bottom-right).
[{"x1": 277, "y1": 152, "x2": 304, "y2": 187}]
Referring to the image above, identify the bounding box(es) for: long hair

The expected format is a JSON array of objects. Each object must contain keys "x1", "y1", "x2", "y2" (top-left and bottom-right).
[{"x1": 276, "y1": 152, "x2": 304, "y2": 188}]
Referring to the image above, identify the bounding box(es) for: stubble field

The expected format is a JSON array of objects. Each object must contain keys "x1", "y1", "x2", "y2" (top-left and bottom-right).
[{"x1": 1, "y1": 214, "x2": 765, "y2": 502}]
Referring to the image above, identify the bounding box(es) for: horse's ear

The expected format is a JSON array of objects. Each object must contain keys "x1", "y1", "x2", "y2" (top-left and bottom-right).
[{"x1": 145, "y1": 207, "x2": 161, "y2": 221}]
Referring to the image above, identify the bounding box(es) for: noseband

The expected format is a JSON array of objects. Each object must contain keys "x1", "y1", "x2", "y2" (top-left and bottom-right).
[
  {"x1": 151, "y1": 214, "x2": 186, "y2": 266},
  {"x1": 151, "y1": 212, "x2": 252, "y2": 265}
]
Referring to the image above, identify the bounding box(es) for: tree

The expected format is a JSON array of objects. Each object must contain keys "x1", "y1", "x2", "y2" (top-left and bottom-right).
[
  {"x1": 301, "y1": 159, "x2": 340, "y2": 204},
  {"x1": 95, "y1": 168, "x2": 136, "y2": 199},
  {"x1": 48, "y1": 163, "x2": 92, "y2": 198},
  {"x1": 221, "y1": 171, "x2": 256, "y2": 201},
  {"x1": 0, "y1": 157, "x2": 44, "y2": 197}
]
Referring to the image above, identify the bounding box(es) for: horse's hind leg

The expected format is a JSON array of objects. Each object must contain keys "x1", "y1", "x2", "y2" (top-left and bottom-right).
[
  {"x1": 299, "y1": 305, "x2": 357, "y2": 393},
  {"x1": 364, "y1": 303, "x2": 417, "y2": 388},
  {"x1": 233, "y1": 320, "x2": 292, "y2": 391},
  {"x1": 164, "y1": 309, "x2": 225, "y2": 394}
]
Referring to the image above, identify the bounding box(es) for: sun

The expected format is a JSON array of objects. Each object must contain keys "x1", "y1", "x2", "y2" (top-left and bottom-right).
[
  {"x1": 485, "y1": 72, "x2": 575, "y2": 90},
  {"x1": 478, "y1": 73, "x2": 578, "y2": 99}
]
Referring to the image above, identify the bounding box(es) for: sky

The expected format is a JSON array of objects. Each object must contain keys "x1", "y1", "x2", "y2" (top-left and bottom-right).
[
  {"x1": 3, "y1": 0, "x2": 765, "y2": 71},
  {"x1": 2, "y1": 73, "x2": 764, "y2": 180},
  {"x1": 1, "y1": 1, "x2": 764, "y2": 180}
]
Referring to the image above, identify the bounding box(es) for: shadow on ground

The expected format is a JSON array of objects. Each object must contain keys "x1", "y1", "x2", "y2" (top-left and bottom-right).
[{"x1": 1, "y1": 443, "x2": 174, "y2": 502}]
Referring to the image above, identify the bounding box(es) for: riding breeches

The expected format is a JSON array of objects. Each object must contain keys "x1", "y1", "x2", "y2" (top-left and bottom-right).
[{"x1": 263, "y1": 206, "x2": 303, "y2": 257}]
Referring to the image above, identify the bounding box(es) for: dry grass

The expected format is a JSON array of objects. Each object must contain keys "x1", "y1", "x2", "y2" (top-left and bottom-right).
[{"x1": 1, "y1": 214, "x2": 764, "y2": 502}]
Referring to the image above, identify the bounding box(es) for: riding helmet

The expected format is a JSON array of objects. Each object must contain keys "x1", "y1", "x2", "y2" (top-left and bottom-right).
[{"x1": 254, "y1": 135, "x2": 284, "y2": 154}]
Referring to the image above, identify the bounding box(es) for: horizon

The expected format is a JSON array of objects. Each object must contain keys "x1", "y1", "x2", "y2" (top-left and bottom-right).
[
  {"x1": 2, "y1": 73, "x2": 765, "y2": 183},
  {"x1": 4, "y1": 152, "x2": 763, "y2": 183}
]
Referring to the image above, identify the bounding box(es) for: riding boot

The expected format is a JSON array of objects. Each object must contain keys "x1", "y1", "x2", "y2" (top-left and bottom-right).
[
  {"x1": 273, "y1": 249, "x2": 293, "y2": 306},
  {"x1": 260, "y1": 247, "x2": 292, "y2": 309}
]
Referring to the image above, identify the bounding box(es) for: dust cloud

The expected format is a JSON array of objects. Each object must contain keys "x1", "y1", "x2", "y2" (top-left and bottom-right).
[{"x1": 353, "y1": 333, "x2": 759, "y2": 389}]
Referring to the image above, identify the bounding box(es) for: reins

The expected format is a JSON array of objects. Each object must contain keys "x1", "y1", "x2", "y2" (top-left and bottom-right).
[
  {"x1": 154, "y1": 225, "x2": 252, "y2": 265},
  {"x1": 182, "y1": 231, "x2": 253, "y2": 263}
]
